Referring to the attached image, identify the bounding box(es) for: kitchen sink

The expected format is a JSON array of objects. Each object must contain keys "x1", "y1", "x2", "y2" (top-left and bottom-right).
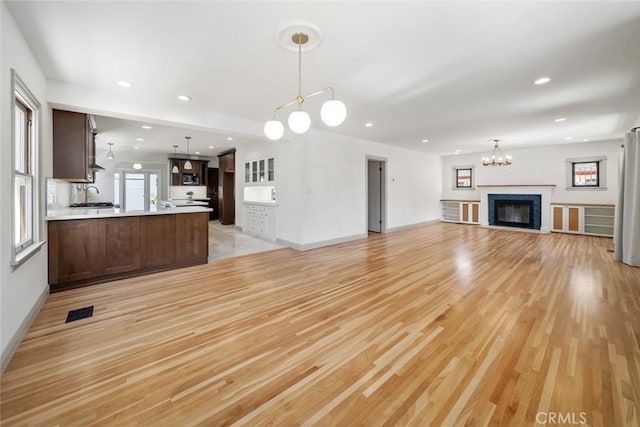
[{"x1": 69, "y1": 202, "x2": 119, "y2": 208}]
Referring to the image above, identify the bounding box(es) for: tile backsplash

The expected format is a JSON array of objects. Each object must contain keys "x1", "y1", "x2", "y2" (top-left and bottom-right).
[{"x1": 170, "y1": 186, "x2": 207, "y2": 200}]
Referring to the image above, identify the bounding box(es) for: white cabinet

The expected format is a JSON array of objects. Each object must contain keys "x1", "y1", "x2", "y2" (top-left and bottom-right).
[
  {"x1": 551, "y1": 205, "x2": 582, "y2": 234},
  {"x1": 551, "y1": 204, "x2": 614, "y2": 237},
  {"x1": 244, "y1": 203, "x2": 276, "y2": 241},
  {"x1": 245, "y1": 157, "x2": 275, "y2": 183},
  {"x1": 441, "y1": 200, "x2": 479, "y2": 224}
]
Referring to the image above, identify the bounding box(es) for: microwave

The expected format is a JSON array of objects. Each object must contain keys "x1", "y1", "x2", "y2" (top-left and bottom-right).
[{"x1": 183, "y1": 173, "x2": 200, "y2": 185}]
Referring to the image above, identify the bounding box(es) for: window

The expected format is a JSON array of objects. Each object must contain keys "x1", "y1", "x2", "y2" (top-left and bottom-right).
[
  {"x1": 452, "y1": 166, "x2": 474, "y2": 189},
  {"x1": 565, "y1": 156, "x2": 607, "y2": 190},
  {"x1": 11, "y1": 69, "x2": 43, "y2": 267},
  {"x1": 572, "y1": 161, "x2": 599, "y2": 187}
]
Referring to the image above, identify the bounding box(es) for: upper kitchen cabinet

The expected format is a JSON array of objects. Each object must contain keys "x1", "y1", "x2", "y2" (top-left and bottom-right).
[
  {"x1": 244, "y1": 157, "x2": 275, "y2": 183},
  {"x1": 53, "y1": 109, "x2": 99, "y2": 182},
  {"x1": 170, "y1": 158, "x2": 209, "y2": 186}
]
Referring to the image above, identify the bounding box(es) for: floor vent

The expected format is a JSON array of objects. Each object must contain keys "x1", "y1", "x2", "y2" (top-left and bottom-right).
[{"x1": 65, "y1": 306, "x2": 94, "y2": 323}]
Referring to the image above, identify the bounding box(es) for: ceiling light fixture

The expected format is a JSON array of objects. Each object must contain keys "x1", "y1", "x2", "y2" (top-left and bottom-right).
[
  {"x1": 117, "y1": 81, "x2": 132, "y2": 88},
  {"x1": 183, "y1": 136, "x2": 193, "y2": 170},
  {"x1": 178, "y1": 95, "x2": 191, "y2": 101},
  {"x1": 482, "y1": 139, "x2": 512, "y2": 166},
  {"x1": 142, "y1": 125, "x2": 152, "y2": 129},
  {"x1": 534, "y1": 77, "x2": 551, "y2": 85},
  {"x1": 565, "y1": 136, "x2": 573, "y2": 140},
  {"x1": 209, "y1": 146, "x2": 214, "y2": 149},
  {"x1": 264, "y1": 32, "x2": 346, "y2": 140},
  {"x1": 106, "y1": 143, "x2": 115, "y2": 160},
  {"x1": 133, "y1": 163, "x2": 142, "y2": 170},
  {"x1": 365, "y1": 123, "x2": 373, "y2": 128},
  {"x1": 172, "y1": 145, "x2": 180, "y2": 173},
  {"x1": 136, "y1": 138, "x2": 144, "y2": 141},
  {"x1": 421, "y1": 139, "x2": 429, "y2": 143},
  {"x1": 227, "y1": 137, "x2": 233, "y2": 141},
  {"x1": 555, "y1": 118, "x2": 566, "y2": 122}
]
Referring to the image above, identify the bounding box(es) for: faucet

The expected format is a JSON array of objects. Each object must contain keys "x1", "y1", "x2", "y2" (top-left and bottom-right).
[{"x1": 85, "y1": 185, "x2": 100, "y2": 203}]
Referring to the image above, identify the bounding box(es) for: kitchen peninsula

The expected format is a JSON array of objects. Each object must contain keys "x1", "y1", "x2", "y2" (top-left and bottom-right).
[{"x1": 46, "y1": 206, "x2": 210, "y2": 292}]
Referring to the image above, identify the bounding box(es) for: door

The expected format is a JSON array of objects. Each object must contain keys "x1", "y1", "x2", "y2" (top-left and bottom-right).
[
  {"x1": 118, "y1": 171, "x2": 160, "y2": 211},
  {"x1": 367, "y1": 160, "x2": 385, "y2": 233}
]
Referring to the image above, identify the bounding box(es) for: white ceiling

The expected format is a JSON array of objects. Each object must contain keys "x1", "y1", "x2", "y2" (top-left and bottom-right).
[{"x1": 6, "y1": 1, "x2": 640, "y2": 156}]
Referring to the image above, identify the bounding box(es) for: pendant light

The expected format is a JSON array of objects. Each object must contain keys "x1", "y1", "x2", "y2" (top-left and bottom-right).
[
  {"x1": 264, "y1": 31, "x2": 347, "y2": 140},
  {"x1": 171, "y1": 145, "x2": 179, "y2": 173},
  {"x1": 183, "y1": 136, "x2": 192, "y2": 170},
  {"x1": 106, "y1": 143, "x2": 115, "y2": 160}
]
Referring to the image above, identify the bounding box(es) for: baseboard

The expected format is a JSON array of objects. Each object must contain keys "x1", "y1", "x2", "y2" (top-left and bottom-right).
[
  {"x1": 1, "y1": 284, "x2": 49, "y2": 374},
  {"x1": 386, "y1": 219, "x2": 440, "y2": 233},
  {"x1": 277, "y1": 232, "x2": 367, "y2": 251}
]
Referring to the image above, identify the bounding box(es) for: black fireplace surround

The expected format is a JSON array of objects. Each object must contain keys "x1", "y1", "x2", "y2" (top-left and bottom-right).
[{"x1": 488, "y1": 194, "x2": 541, "y2": 230}]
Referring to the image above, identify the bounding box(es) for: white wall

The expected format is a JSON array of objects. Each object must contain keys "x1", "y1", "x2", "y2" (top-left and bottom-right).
[
  {"x1": 1, "y1": 1, "x2": 50, "y2": 369},
  {"x1": 236, "y1": 130, "x2": 442, "y2": 248},
  {"x1": 441, "y1": 140, "x2": 620, "y2": 204}
]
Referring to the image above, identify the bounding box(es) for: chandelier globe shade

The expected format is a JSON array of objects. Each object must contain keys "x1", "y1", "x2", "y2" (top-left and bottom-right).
[
  {"x1": 288, "y1": 110, "x2": 311, "y2": 134},
  {"x1": 320, "y1": 99, "x2": 347, "y2": 127},
  {"x1": 264, "y1": 120, "x2": 285, "y2": 140}
]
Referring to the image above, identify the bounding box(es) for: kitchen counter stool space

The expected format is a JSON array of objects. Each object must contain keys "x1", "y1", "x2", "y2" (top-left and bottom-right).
[{"x1": 47, "y1": 210, "x2": 209, "y2": 291}]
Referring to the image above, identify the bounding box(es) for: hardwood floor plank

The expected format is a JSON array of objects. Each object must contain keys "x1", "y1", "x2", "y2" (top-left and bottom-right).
[{"x1": 1, "y1": 223, "x2": 639, "y2": 425}]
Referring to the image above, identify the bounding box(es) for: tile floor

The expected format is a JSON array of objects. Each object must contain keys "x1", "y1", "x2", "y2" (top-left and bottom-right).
[{"x1": 208, "y1": 221, "x2": 285, "y2": 260}]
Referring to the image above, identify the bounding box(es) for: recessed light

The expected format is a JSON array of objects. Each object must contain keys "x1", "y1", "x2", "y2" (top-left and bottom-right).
[
  {"x1": 117, "y1": 81, "x2": 132, "y2": 88},
  {"x1": 209, "y1": 146, "x2": 214, "y2": 149},
  {"x1": 177, "y1": 95, "x2": 191, "y2": 101},
  {"x1": 365, "y1": 123, "x2": 373, "y2": 127},
  {"x1": 133, "y1": 146, "x2": 140, "y2": 149},
  {"x1": 195, "y1": 151, "x2": 200, "y2": 155},
  {"x1": 583, "y1": 139, "x2": 590, "y2": 142},
  {"x1": 141, "y1": 125, "x2": 152, "y2": 129},
  {"x1": 554, "y1": 118, "x2": 566, "y2": 122},
  {"x1": 534, "y1": 77, "x2": 551, "y2": 85},
  {"x1": 136, "y1": 138, "x2": 144, "y2": 141},
  {"x1": 421, "y1": 139, "x2": 429, "y2": 143},
  {"x1": 455, "y1": 149, "x2": 461, "y2": 154},
  {"x1": 226, "y1": 137, "x2": 233, "y2": 141},
  {"x1": 565, "y1": 136, "x2": 573, "y2": 140}
]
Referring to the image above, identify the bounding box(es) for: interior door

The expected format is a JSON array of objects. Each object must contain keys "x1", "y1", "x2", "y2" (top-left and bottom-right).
[{"x1": 368, "y1": 160, "x2": 383, "y2": 232}]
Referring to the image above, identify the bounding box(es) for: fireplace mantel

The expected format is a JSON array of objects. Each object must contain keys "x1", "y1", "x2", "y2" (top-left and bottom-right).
[{"x1": 478, "y1": 185, "x2": 555, "y2": 233}]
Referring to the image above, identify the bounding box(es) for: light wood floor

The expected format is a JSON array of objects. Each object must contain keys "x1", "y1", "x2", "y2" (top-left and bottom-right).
[{"x1": 2, "y1": 223, "x2": 639, "y2": 426}]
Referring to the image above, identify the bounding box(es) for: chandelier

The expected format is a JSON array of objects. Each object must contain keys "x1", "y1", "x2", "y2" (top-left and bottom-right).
[
  {"x1": 482, "y1": 139, "x2": 512, "y2": 166},
  {"x1": 264, "y1": 32, "x2": 347, "y2": 140}
]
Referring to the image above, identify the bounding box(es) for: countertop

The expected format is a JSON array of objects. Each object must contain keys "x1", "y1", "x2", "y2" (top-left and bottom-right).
[
  {"x1": 46, "y1": 206, "x2": 212, "y2": 221},
  {"x1": 172, "y1": 201, "x2": 209, "y2": 207}
]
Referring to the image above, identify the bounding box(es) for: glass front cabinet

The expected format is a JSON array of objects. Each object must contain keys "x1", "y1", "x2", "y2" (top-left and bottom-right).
[{"x1": 245, "y1": 157, "x2": 275, "y2": 183}]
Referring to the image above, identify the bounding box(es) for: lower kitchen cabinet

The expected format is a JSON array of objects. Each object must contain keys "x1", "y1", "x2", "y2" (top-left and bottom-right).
[
  {"x1": 140, "y1": 215, "x2": 176, "y2": 268},
  {"x1": 48, "y1": 212, "x2": 209, "y2": 291},
  {"x1": 98, "y1": 217, "x2": 141, "y2": 275},
  {"x1": 243, "y1": 203, "x2": 277, "y2": 241},
  {"x1": 176, "y1": 212, "x2": 209, "y2": 263},
  {"x1": 48, "y1": 219, "x2": 100, "y2": 284}
]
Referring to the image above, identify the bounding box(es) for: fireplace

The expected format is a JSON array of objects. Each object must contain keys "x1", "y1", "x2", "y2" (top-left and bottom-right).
[
  {"x1": 488, "y1": 194, "x2": 542, "y2": 230},
  {"x1": 494, "y1": 200, "x2": 533, "y2": 228}
]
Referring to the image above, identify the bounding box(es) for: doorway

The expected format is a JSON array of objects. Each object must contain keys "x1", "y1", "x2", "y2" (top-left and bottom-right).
[
  {"x1": 114, "y1": 170, "x2": 160, "y2": 211},
  {"x1": 367, "y1": 159, "x2": 386, "y2": 233}
]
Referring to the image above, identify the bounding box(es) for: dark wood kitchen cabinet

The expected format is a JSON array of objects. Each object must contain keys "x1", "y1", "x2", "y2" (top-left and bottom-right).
[
  {"x1": 48, "y1": 212, "x2": 209, "y2": 292},
  {"x1": 140, "y1": 214, "x2": 176, "y2": 268},
  {"x1": 218, "y1": 150, "x2": 236, "y2": 225},
  {"x1": 176, "y1": 212, "x2": 209, "y2": 263},
  {"x1": 170, "y1": 159, "x2": 209, "y2": 186},
  {"x1": 98, "y1": 217, "x2": 141, "y2": 275},
  {"x1": 53, "y1": 109, "x2": 97, "y2": 182},
  {"x1": 48, "y1": 219, "x2": 100, "y2": 284}
]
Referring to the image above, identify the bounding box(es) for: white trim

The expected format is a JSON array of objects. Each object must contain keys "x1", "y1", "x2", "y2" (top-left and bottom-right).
[
  {"x1": 11, "y1": 70, "x2": 43, "y2": 270},
  {"x1": 277, "y1": 233, "x2": 367, "y2": 251},
  {"x1": 387, "y1": 219, "x2": 440, "y2": 232},
  {"x1": 1, "y1": 284, "x2": 49, "y2": 374}
]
